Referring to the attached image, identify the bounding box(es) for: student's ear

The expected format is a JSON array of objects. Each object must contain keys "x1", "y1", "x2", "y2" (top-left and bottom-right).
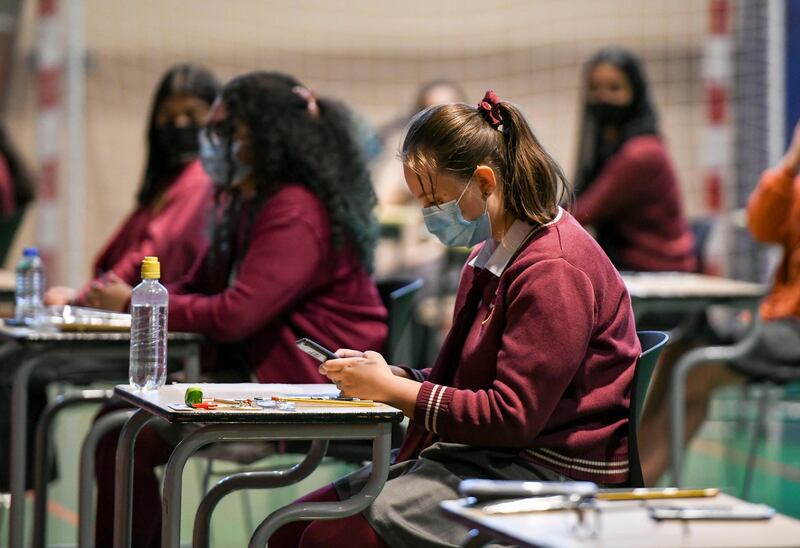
[{"x1": 474, "y1": 165, "x2": 497, "y2": 198}]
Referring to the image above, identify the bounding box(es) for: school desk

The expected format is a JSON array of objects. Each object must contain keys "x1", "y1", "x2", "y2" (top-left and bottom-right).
[
  {"x1": 2, "y1": 325, "x2": 202, "y2": 548},
  {"x1": 441, "y1": 491, "x2": 800, "y2": 547},
  {"x1": 621, "y1": 272, "x2": 768, "y2": 486},
  {"x1": 111, "y1": 382, "x2": 404, "y2": 548}
]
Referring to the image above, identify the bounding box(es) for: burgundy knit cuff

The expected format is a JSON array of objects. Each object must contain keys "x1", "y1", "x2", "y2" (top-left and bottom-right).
[{"x1": 414, "y1": 381, "x2": 454, "y2": 435}]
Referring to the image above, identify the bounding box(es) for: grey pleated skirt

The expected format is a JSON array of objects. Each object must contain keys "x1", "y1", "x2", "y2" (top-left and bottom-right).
[{"x1": 334, "y1": 442, "x2": 567, "y2": 548}]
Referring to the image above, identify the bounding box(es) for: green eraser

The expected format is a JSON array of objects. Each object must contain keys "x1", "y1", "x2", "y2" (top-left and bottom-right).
[{"x1": 185, "y1": 386, "x2": 203, "y2": 406}]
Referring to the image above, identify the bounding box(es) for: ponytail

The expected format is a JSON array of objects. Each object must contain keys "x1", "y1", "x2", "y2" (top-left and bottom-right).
[
  {"x1": 496, "y1": 103, "x2": 570, "y2": 224},
  {"x1": 402, "y1": 92, "x2": 569, "y2": 226}
]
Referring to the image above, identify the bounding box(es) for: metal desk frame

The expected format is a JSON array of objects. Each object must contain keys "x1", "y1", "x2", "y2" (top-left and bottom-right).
[
  {"x1": 5, "y1": 330, "x2": 201, "y2": 548},
  {"x1": 111, "y1": 387, "x2": 400, "y2": 548}
]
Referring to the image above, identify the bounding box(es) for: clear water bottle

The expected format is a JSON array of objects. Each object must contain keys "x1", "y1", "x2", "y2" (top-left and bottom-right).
[
  {"x1": 15, "y1": 247, "x2": 46, "y2": 323},
  {"x1": 129, "y1": 256, "x2": 169, "y2": 390}
]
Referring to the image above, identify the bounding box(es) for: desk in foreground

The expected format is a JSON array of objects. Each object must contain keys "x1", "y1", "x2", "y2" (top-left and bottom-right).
[
  {"x1": 114, "y1": 382, "x2": 402, "y2": 423},
  {"x1": 442, "y1": 492, "x2": 800, "y2": 547},
  {"x1": 113, "y1": 383, "x2": 404, "y2": 548}
]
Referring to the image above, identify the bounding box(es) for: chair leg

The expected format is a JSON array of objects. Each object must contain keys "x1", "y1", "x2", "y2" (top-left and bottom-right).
[
  {"x1": 202, "y1": 457, "x2": 215, "y2": 495},
  {"x1": 743, "y1": 385, "x2": 770, "y2": 500},
  {"x1": 241, "y1": 488, "x2": 255, "y2": 537},
  {"x1": 0, "y1": 492, "x2": 9, "y2": 541}
]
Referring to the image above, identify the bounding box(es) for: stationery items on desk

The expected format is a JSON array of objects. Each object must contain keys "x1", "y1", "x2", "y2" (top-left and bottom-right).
[
  {"x1": 167, "y1": 394, "x2": 376, "y2": 412},
  {"x1": 267, "y1": 395, "x2": 376, "y2": 407}
]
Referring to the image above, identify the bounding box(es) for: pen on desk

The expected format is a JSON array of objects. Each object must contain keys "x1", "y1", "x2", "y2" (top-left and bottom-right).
[
  {"x1": 596, "y1": 487, "x2": 719, "y2": 501},
  {"x1": 270, "y1": 396, "x2": 376, "y2": 407}
]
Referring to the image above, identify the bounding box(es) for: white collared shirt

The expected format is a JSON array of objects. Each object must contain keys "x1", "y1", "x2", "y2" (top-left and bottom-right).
[{"x1": 468, "y1": 206, "x2": 563, "y2": 277}]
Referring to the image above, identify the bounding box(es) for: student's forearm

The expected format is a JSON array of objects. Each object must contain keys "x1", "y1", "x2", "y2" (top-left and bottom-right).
[{"x1": 384, "y1": 376, "x2": 422, "y2": 418}]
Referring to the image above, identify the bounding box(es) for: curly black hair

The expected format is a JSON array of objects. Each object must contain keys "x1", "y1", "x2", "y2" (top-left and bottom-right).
[{"x1": 214, "y1": 71, "x2": 379, "y2": 271}]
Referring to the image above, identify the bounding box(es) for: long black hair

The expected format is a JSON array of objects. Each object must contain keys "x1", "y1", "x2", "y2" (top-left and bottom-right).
[
  {"x1": 0, "y1": 123, "x2": 34, "y2": 211},
  {"x1": 214, "y1": 71, "x2": 379, "y2": 271},
  {"x1": 137, "y1": 63, "x2": 220, "y2": 206},
  {"x1": 573, "y1": 47, "x2": 659, "y2": 195}
]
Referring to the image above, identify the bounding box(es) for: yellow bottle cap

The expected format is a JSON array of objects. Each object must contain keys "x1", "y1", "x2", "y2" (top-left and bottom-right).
[{"x1": 141, "y1": 256, "x2": 161, "y2": 279}]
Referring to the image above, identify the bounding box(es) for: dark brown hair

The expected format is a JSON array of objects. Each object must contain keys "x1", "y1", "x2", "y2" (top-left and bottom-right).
[{"x1": 401, "y1": 99, "x2": 569, "y2": 226}]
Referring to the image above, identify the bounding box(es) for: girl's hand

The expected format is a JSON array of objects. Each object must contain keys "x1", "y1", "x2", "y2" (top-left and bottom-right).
[
  {"x1": 319, "y1": 348, "x2": 423, "y2": 416},
  {"x1": 44, "y1": 286, "x2": 76, "y2": 306},
  {"x1": 320, "y1": 349, "x2": 396, "y2": 401},
  {"x1": 783, "y1": 121, "x2": 800, "y2": 174},
  {"x1": 84, "y1": 272, "x2": 132, "y2": 312}
]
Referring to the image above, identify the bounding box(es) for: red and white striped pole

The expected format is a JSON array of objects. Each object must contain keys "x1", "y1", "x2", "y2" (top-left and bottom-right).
[
  {"x1": 701, "y1": 0, "x2": 732, "y2": 276},
  {"x1": 35, "y1": 0, "x2": 62, "y2": 282}
]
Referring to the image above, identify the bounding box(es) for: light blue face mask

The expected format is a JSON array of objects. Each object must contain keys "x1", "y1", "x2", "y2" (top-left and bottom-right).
[
  {"x1": 199, "y1": 131, "x2": 253, "y2": 188},
  {"x1": 422, "y1": 177, "x2": 492, "y2": 247}
]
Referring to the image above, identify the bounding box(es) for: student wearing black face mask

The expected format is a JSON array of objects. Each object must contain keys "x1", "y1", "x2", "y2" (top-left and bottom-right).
[
  {"x1": 571, "y1": 47, "x2": 696, "y2": 272},
  {"x1": 45, "y1": 63, "x2": 220, "y2": 307}
]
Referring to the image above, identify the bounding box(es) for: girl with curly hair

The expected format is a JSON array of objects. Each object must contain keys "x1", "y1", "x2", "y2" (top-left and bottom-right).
[{"x1": 91, "y1": 71, "x2": 387, "y2": 547}]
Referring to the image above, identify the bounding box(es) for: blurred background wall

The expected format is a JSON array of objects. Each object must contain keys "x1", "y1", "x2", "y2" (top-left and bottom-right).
[{"x1": 0, "y1": 0, "x2": 786, "y2": 284}]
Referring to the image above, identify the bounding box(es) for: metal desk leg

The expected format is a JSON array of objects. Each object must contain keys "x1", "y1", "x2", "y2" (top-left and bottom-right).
[
  {"x1": 248, "y1": 422, "x2": 392, "y2": 548},
  {"x1": 670, "y1": 317, "x2": 763, "y2": 485},
  {"x1": 32, "y1": 389, "x2": 112, "y2": 548},
  {"x1": 113, "y1": 409, "x2": 156, "y2": 548},
  {"x1": 192, "y1": 440, "x2": 329, "y2": 548},
  {"x1": 79, "y1": 409, "x2": 134, "y2": 548},
  {"x1": 8, "y1": 349, "x2": 56, "y2": 548}
]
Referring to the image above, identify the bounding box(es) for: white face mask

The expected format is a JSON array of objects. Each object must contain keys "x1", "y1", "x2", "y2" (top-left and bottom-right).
[
  {"x1": 421, "y1": 176, "x2": 491, "y2": 247},
  {"x1": 198, "y1": 131, "x2": 252, "y2": 188}
]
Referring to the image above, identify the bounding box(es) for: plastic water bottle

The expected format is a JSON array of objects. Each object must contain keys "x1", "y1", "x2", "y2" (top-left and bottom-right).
[
  {"x1": 129, "y1": 256, "x2": 169, "y2": 390},
  {"x1": 15, "y1": 247, "x2": 46, "y2": 323}
]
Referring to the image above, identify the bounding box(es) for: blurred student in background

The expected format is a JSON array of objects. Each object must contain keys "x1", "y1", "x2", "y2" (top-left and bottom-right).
[
  {"x1": 571, "y1": 47, "x2": 696, "y2": 272},
  {"x1": 0, "y1": 123, "x2": 35, "y2": 262},
  {"x1": 44, "y1": 63, "x2": 219, "y2": 306},
  {"x1": 747, "y1": 120, "x2": 800, "y2": 353},
  {"x1": 373, "y1": 80, "x2": 466, "y2": 206},
  {"x1": 91, "y1": 71, "x2": 387, "y2": 547},
  {"x1": 639, "y1": 122, "x2": 800, "y2": 484}
]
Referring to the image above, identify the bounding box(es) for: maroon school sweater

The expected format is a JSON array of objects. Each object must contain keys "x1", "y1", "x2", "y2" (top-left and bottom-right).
[
  {"x1": 398, "y1": 211, "x2": 640, "y2": 484},
  {"x1": 168, "y1": 184, "x2": 388, "y2": 383},
  {"x1": 76, "y1": 160, "x2": 212, "y2": 304},
  {"x1": 572, "y1": 136, "x2": 696, "y2": 273}
]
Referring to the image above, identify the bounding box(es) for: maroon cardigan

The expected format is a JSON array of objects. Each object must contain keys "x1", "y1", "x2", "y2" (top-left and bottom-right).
[
  {"x1": 76, "y1": 160, "x2": 212, "y2": 304},
  {"x1": 398, "y1": 211, "x2": 640, "y2": 484},
  {"x1": 168, "y1": 184, "x2": 388, "y2": 384},
  {"x1": 572, "y1": 135, "x2": 696, "y2": 272}
]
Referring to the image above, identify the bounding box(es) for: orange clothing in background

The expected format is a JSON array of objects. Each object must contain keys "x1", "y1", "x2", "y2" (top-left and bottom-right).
[{"x1": 747, "y1": 165, "x2": 800, "y2": 320}]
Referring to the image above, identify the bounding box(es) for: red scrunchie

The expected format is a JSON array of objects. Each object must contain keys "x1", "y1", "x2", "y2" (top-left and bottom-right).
[{"x1": 478, "y1": 89, "x2": 502, "y2": 128}]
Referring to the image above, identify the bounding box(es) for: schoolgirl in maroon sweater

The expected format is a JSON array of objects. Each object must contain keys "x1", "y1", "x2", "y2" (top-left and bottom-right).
[
  {"x1": 91, "y1": 72, "x2": 387, "y2": 548},
  {"x1": 45, "y1": 64, "x2": 220, "y2": 306},
  {"x1": 571, "y1": 47, "x2": 695, "y2": 273},
  {"x1": 271, "y1": 91, "x2": 640, "y2": 548}
]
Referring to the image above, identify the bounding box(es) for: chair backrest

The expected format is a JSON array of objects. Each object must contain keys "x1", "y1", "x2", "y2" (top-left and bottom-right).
[
  {"x1": 628, "y1": 330, "x2": 670, "y2": 487},
  {"x1": 376, "y1": 277, "x2": 424, "y2": 364}
]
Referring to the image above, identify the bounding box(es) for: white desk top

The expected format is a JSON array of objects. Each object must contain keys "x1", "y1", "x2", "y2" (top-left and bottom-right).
[
  {"x1": 0, "y1": 323, "x2": 203, "y2": 342},
  {"x1": 622, "y1": 272, "x2": 766, "y2": 301},
  {"x1": 114, "y1": 383, "x2": 405, "y2": 424},
  {"x1": 442, "y1": 493, "x2": 800, "y2": 547}
]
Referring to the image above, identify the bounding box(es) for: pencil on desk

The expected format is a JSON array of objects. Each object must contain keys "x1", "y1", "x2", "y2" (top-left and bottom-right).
[
  {"x1": 271, "y1": 396, "x2": 377, "y2": 407},
  {"x1": 597, "y1": 487, "x2": 719, "y2": 501}
]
